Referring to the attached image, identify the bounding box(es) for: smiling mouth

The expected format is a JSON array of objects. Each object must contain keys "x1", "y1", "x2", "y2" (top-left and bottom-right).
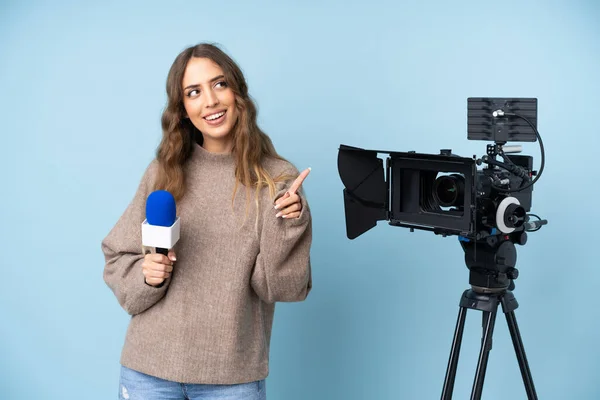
[{"x1": 204, "y1": 110, "x2": 226, "y2": 121}]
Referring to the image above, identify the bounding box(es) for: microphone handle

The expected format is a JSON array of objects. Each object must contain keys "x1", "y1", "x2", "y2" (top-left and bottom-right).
[{"x1": 156, "y1": 247, "x2": 169, "y2": 256}]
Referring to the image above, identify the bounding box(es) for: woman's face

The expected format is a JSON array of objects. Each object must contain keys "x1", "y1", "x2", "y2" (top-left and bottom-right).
[{"x1": 181, "y1": 57, "x2": 238, "y2": 150}]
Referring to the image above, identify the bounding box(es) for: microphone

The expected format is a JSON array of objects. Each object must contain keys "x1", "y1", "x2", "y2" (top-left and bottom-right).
[{"x1": 141, "y1": 190, "x2": 181, "y2": 255}]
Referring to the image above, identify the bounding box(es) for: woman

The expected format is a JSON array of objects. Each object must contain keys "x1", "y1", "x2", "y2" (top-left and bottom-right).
[{"x1": 101, "y1": 43, "x2": 312, "y2": 400}]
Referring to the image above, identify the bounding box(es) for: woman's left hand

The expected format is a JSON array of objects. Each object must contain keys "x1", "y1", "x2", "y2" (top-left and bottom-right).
[{"x1": 274, "y1": 167, "x2": 311, "y2": 219}]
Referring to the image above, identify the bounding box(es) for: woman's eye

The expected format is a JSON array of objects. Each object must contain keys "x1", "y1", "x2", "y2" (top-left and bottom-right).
[
  {"x1": 188, "y1": 89, "x2": 200, "y2": 97},
  {"x1": 215, "y1": 81, "x2": 227, "y2": 89}
]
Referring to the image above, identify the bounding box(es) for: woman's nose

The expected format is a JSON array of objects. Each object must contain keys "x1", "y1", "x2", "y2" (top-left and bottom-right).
[{"x1": 204, "y1": 89, "x2": 219, "y2": 108}]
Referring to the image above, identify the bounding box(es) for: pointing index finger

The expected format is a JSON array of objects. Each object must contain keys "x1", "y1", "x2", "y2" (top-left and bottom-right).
[{"x1": 287, "y1": 167, "x2": 311, "y2": 195}]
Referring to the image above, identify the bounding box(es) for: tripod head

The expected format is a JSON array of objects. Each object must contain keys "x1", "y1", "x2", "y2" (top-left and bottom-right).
[{"x1": 460, "y1": 231, "x2": 523, "y2": 294}]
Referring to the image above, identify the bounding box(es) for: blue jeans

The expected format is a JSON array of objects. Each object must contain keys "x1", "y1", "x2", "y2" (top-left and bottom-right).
[{"x1": 118, "y1": 365, "x2": 266, "y2": 400}]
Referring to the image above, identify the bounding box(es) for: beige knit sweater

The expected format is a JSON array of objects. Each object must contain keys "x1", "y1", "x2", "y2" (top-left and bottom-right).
[{"x1": 101, "y1": 143, "x2": 312, "y2": 384}]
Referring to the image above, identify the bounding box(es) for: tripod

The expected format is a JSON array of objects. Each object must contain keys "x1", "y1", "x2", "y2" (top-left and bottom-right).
[{"x1": 440, "y1": 237, "x2": 538, "y2": 400}]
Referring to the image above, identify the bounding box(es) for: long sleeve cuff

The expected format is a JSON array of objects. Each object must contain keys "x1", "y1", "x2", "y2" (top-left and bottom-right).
[
  {"x1": 251, "y1": 179, "x2": 313, "y2": 303},
  {"x1": 103, "y1": 250, "x2": 171, "y2": 315}
]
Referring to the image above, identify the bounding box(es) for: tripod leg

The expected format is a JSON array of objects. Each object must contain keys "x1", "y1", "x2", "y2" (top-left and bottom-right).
[
  {"x1": 505, "y1": 311, "x2": 538, "y2": 400},
  {"x1": 470, "y1": 309, "x2": 498, "y2": 400},
  {"x1": 441, "y1": 306, "x2": 468, "y2": 400}
]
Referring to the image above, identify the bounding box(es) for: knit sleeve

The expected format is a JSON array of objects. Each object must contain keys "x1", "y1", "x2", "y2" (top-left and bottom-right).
[
  {"x1": 250, "y1": 166, "x2": 313, "y2": 303},
  {"x1": 101, "y1": 160, "x2": 171, "y2": 315}
]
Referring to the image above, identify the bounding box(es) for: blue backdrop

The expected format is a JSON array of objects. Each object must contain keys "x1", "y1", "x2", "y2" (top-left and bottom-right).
[{"x1": 2, "y1": 0, "x2": 598, "y2": 399}]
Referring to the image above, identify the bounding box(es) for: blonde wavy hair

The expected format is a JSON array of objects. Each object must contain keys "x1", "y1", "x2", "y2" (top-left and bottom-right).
[{"x1": 154, "y1": 43, "x2": 291, "y2": 212}]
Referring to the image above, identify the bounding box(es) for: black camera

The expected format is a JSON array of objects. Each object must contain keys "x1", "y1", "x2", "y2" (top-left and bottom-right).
[
  {"x1": 337, "y1": 97, "x2": 548, "y2": 399},
  {"x1": 338, "y1": 98, "x2": 544, "y2": 239},
  {"x1": 338, "y1": 97, "x2": 547, "y2": 291}
]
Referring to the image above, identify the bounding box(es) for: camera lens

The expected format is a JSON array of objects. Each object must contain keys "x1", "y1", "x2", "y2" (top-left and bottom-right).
[{"x1": 433, "y1": 174, "x2": 465, "y2": 207}]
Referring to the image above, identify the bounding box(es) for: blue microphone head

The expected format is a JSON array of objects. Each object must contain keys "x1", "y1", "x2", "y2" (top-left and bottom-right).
[{"x1": 146, "y1": 190, "x2": 176, "y2": 227}]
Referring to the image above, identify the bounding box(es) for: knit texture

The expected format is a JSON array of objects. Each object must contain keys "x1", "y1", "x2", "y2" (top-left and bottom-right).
[{"x1": 101, "y1": 143, "x2": 312, "y2": 384}]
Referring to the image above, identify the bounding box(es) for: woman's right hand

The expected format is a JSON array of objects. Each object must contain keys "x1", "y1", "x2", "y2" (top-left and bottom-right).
[{"x1": 142, "y1": 250, "x2": 176, "y2": 286}]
